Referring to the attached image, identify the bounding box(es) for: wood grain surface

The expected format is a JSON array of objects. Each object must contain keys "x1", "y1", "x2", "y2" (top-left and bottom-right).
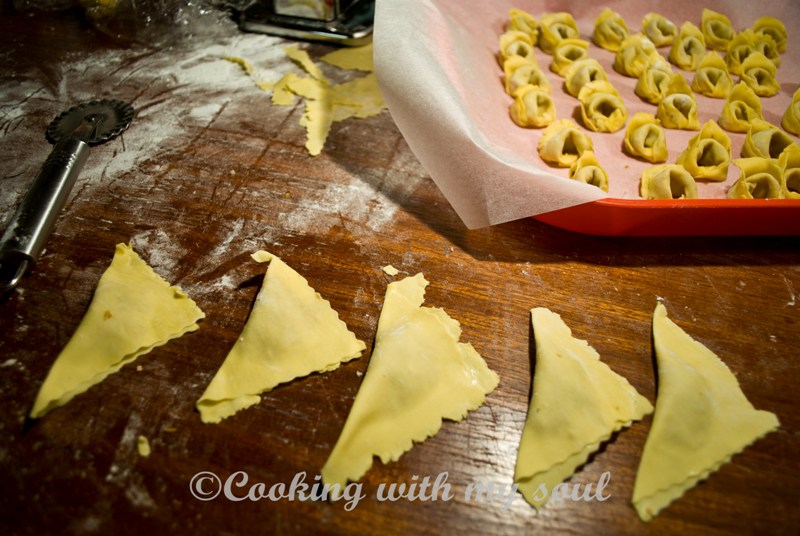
[{"x1": 1, "y1": 6, "x2": 798, "y2": 536}]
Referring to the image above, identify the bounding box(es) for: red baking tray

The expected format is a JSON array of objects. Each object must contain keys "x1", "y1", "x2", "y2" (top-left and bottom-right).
[{"x1": 533, "y1": 198, "x2": 800, "y2": 236}]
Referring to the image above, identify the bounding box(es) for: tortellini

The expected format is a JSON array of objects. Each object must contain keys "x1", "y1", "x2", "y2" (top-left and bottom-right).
[
  {"x1": 504, "y1": 56, "x2": 550, "y2": 96},
  {"x1": 508, "y1": 8, "x2": 539, "y2": 44},
  {"x1": 782, "y1": 88, "x2": 800, "y2": 136},
  {"x1": 753, "y1": 32, "x2": 781, "y2": 68},
  {"x1": 538, "y1": 12, "x2": 580, "y2": 55},
  {"x1": 614, "y1": 34, "x2": 659, "y2": 78},
  {"x1": 669, "y1": 22, "x2": 706, "y2": 71},
  {"x1": 727, "y1": 157, "x2": 784, "y2": 199},
  {"x1": 656, "y1": 74, "x2": 700, "y2": 130},
  {"x1": 623, "y1": 112, "x2": 668, "y2": 163},
  {"x1": 676, "y1": 120, "x2": 732, "y2": 181},
  {"x1": 741, "y1": 120, "x2": 797, "y2": 160},
  {"x1": 510, "y1": 84, "x2": 557, "y2": 128},
  {"x1": 593, "y1": 8, "x2": 628, "y2": 52},
  {"x1": 635, "y1": 55, "x2": 673, "y2": 104},
  {"x1": 640, "y1": 164, "x2": 698, "y2": 199},
  {"x1": 701, "y1": 9, "x2": 735, "y2": 52},
  {"x1": 578, "y1": 81, "x2": 628, "y2": 133},
  {"x1": 641, "y1": 13, "x2": 677, "y2": 48},
  {"x1": 563, "y1": 58, "x2": 609, "y2": 97},
  {"x1": 691, "y1": 52, "x2": 733, "y2": 98},
  {"x1": 725, "y1": 30, "x2": 756, "y2": 76},
  {"x1": 718, "y1": 82, "x2": 763, "y2": 133},
  {"x1": 499, "y1": 30, "x2": 536, "y2": 65},
  {"x1": 538, "y1": 119, "x2": 594, "y2": 167},
  {"x1": 753, "y1": 16, "x2": 787, "y2": 54},
  {"x1": 779, "y1": 144, "x2": 800, "y2": 198},
  {"x1": 739, "y1": 52, "x2": 780, "y2": 97},
  {"x1": 568, "y1": 150, "x2": 609, "y2": 192},
  {"x1": 550, "y1": 39, "x2": 590, "y2": 76}
]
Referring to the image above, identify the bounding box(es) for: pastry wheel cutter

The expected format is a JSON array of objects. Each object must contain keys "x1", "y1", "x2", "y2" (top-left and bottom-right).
[{"x1": 0, "y1": 99, "x2": 134, "y2": 295}]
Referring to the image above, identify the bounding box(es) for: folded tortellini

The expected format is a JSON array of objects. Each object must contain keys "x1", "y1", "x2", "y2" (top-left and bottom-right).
[
  {"x1": 779, "y1": 144, "x2": 800, "y2": 198},
  {"x1": 741, "y1": 119, "x2": 797, "y2": 159},
  {"x1": 701, "y1": 9, "x2": 735, "y2": 52},
  {"x1": 727, "y1": 157, "x2": 784, "y2": 199},
  {"x1": 726, "y1": 30, "x2": 756, "y2": 76},
  {"x1": 623, "y1": 112, "x2": 668, "y2": 163},
  {"x1": 568, "y1": 150, "x2": 608, "y2": 192},
  {"x1": 503, "y1": 56, "x2": 550, "y2": 96},
  {"x1": 656, "y1": 74, "x2": 700, "y2": 130},
  {"x1": 563, "y1": 58, "x2": 608, "y2": 97},
  {"x1": 676, "y1": 120, "x2": 731, "y2": 181},
  {"x1": 614, "y1": 33, "x2": 659, "y2": 78},
  {"x1": 753, "y1": 32, "x2": 781, "y2": 68},
  {"x1": 538, "y1": 12, "x2": 580, "y2": 55},
  {"x1": 538, "y1": 118, "x2": 594, "y2": 167},
  {"x1": 499, "y1": 30, "x2": 536, "y2": 65},
  {"x1": 510, "y1": 84, "x2": 557, "y2": 128},
  {"x1": 739, "y1": 52, "x2": 780, "y2": 97},
  {"x1": 640, "y1": 164, "x2": 698, "y2": 200},
  {"x1": 550, "y1": 38, "x2": 590, "y2": 76},
  {"x1": 691, "y1": 52, "x2": 733, "y2": 98},
  {"x1": 782, "y1": 88, "x2": 800, "y2": 136},
  {"x1": 593, "y1": 8, "x2": 628, "y2": 52},
  {"x1": 578, "y1": 80, "x2": 628, "y2": 133},
  {"x1": 635, "y1": 55, "x2": 673, "y2": 104},
  {"x1": 508, "y1": 7, "x2": 539, "y2": 44},
  {"x1": 753, "y1": 16, "x2": 787, "y2": 54},
  {"x1": 718, "y1": 82, "x2": 763, "y2": 133},
  {"x1": 641, "y1": 12, "x2": 677, "y2": 48},
  {"x1": 669, "y1": 22, "x2": 706, "y2": 71}
]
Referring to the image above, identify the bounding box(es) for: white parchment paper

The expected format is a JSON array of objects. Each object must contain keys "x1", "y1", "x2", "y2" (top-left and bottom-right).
[{"x1": 373, "y1": 0, "x2": 800, "y2": 228}]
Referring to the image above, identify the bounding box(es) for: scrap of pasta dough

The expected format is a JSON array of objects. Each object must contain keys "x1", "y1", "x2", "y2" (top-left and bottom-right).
[
  {"x1": 321, "y1": 43, "x2": 374, "y2": 72},
  {"x1": 515, "y1": 308, "x2": 653, "y2": 509},
  {"x1": 29, "y1": 243, "x2": 205, "y2": 418},
  {"x1": 196, "y1": 251, "x2": 366, "y2": 423},
  {"x1": 321, "y1": 273, "x2": 499, "y2": 488},
  {"x1": 632, "y1": 303, "x2": 779, "y2": 521}
]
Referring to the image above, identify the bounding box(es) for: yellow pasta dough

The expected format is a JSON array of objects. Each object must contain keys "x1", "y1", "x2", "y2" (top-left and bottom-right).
[
  {"x1": 669, "y1": 22, "x2": 706, "y2": 72},
  {"x1": 779, "y1": 144, "x2": 800, "y2": 198},
  {"x1": 614, "y1": 33, "x2": 659, "y2": 78},
  {"x1": 510, "y1": 84, "x2": 556, "y2": 128},
  {"x1": 30, "y1": 243, "x2": 205, "y2": 418},
  {"x1": 640, "y1": 164, "x2": 698, "y2": 199},
  {"x1": 641, "y1": 12, "x2": 677, "y2": 48},
  {"x1": 592, "y1": 8, "x2": 628, "y2": 52},
  {"x1": 196, "y1": 251, "x2": 366, "y2": 423},
  {"x1": 568, "y1": 150, "x2": 609, "y2": 192},
  {"x1": 739, "y1": 52, "x2": 780, "y2": 97},
  {"x1": 320, "y1": 42, "x2": 374, "y2": 72},
  {"x1": 726, "y1": 30, "x2": 757, "y2": 76},
  {"x1": 321, "y1": 274, "x2": 499, "y2": 488},
  {"x1": 676, "y1": 120, "x2": 731, "y2": 181},
  {"x1": 499, "y1": 30, "x2": 536, "y2": 65},
  {"x1": 635, "y1": 55, "x2": 673, "y2": 104},
  {"x1": 503, "y1": 56, "x2": 549, "y2": 95},
  {"x1": 753, "y1": 16, "x2": 787, "y2": 54},
  {"x1": 623, "y1": 112, "x2": 668, "y2": 163},
  {"x1": 727, "y1": 157, "x2": 784, "y2": 199},
  {"x1": 578, "y1": 80, "x2": 628, "y2": 133},
  {"x1": 550, "y1": 38, "x2": 590, "y2": 76},
  {"x1": 632, "y1": 303, "x2": 780, "y2": 521},
  {"x1": 741, "y1": 119, "x2": 797, "y2": 160},
  {"x1": 718, "y1": 82, "x2": 763, "y2": 133},
  {"x1": 753, "y1": 32, "x2": 781, "y2": 68},
  {"x1": 701, "y1": 9, "x2": 735, "y2": 52},
  {"x1": 691, "y1": 51, "x2": 733, "y2": 99},
  {"x1": 508, "y1": 7, "x2": 539, "y2": 44},
  {"x1": 538, "y1": 12, "x2": 580, "y2": 55},
  {"x1": 538, "y1": 118, "x2": 594, "y2": 167},
  {"x1": 515, "y1": 308, "x2": 653, "y2": 509},
  {"x1": 563, "y1": 58, "x2": 608, "y2": 97},
  {"x1": 656, "y1": 74, "x2": 700, "y2": 130}
]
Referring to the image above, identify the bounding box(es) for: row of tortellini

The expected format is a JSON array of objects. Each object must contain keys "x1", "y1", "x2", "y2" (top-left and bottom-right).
[{"x1": 498, "y1": 7, "x2": 800, "y2": 199}]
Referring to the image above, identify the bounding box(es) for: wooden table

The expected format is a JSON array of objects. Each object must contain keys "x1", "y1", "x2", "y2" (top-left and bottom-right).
[{"x1": 1, "y1": 6, "x2": 798, "y2": 535}]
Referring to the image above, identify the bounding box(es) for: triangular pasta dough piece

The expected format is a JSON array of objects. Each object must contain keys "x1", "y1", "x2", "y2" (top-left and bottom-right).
[
  {"x1": 321, "y1": 274, "x2": 499, "y2": 488},
  {"x1": 196, "y1": 251, "x2": 366, "y2": 423},
  {"x1": 30, "y1": 243, "x2": 205, "y2": 418},
  {"x1": 632, "y1": 303, "x2": 780, "y2": 521},
  {"x1": 515, "y1": 308, "x2": 653, "y2": 509}
]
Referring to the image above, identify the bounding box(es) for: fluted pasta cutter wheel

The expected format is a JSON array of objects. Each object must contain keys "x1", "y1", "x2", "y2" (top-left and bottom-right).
[{"x1": 0, "y1": 99, "x2": 134, "y2": 295}]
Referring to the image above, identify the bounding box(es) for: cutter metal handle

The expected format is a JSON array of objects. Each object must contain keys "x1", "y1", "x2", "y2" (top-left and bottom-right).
[{"x1": 0, "y1": 138, "x2": 90, "y2": 293}]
